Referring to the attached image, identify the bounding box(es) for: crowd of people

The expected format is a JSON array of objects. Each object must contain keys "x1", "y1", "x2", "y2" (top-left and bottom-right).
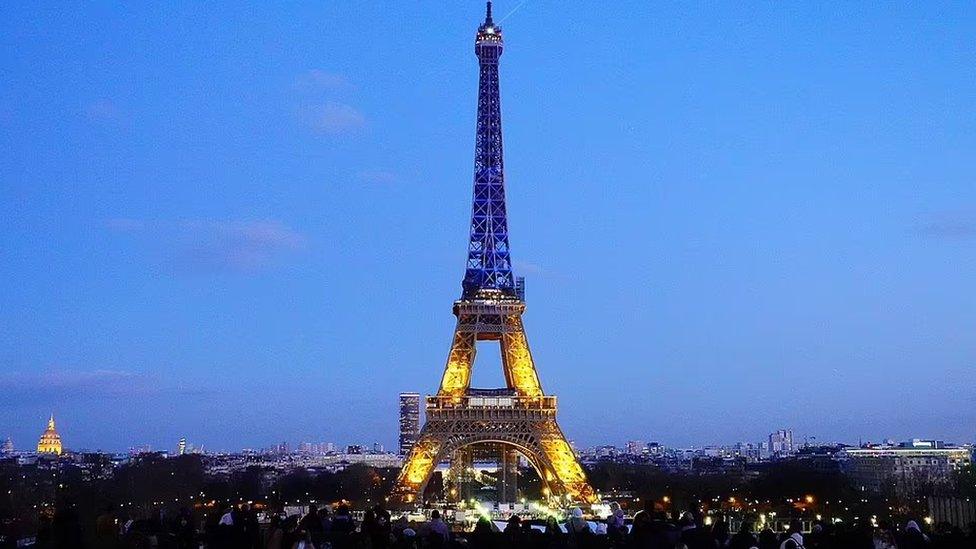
[
  {"x1": 19, "y1": 499, "x2": 976, "y2": 549},
  {"x1": 623, "y1": 502, "x2": 973, "y2": 549}
]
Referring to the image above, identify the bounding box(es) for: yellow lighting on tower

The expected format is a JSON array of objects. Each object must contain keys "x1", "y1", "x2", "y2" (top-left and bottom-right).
[{"x1": 36, "y1": 414, "x2": 62, "y2": 456}]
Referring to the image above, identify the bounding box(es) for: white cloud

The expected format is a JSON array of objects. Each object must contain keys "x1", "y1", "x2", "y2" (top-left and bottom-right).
[
  {"x1": 300, "y1": 102, "x2": 366, "y2": 135},
  {"x1": 103, "y1": 218, "x2": 306, "y2": 273},
  {"x1": 917, "y1": 210, "x2": 976, "y2": 239},
  {"x1": 0, "y1": 369, "x2": 213, "y2": 406},
  {"x1": 295, "y1": 69, "x2": 354, "y2": 93}
]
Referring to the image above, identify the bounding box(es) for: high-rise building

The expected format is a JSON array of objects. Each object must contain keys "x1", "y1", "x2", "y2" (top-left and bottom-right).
[
  {"x1": 626, "y1": 440, "x2": 646, "y2": 456},
  {"x1": 398, "y1": 392, "x2": 421, "y2": 456},
  {"x1": 1, "y1": 436, "x2": 13, "y2": 455},
  {"x1": 177, "y1": 437, "x2": 187, "y2": 456},
  {"x1": 769, "y1": 429, "x2": 794, "y2": 456},
  {"x1": 37, "y1": 414, "x2": 63, "y2": 456}
]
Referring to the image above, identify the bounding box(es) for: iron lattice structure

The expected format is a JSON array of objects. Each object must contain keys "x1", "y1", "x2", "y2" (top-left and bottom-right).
[{"x1": 392, "y1": 3, "x2": 596, "y2": 506}]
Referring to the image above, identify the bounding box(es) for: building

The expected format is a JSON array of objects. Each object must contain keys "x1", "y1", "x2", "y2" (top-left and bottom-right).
[
  {"x1": 769, "y1": 429, "x2": 794, "y2": 456},
  {"x1": 836, "y1": 444, "x2": 971, "y2": 495},
  {"x1": 398, "y1": 392, "x2": 421, "y2": 456},
  {"x1": 37, "y1": 414, "x2": 63, "y2": 455},
  {"x1": 177, "y1": 437, "x2": 187, "y2": 456},
  {"x1": 298, "y1": 442, "x2": 336, "y2": 456},
  {"x1": 1, "y1": 436, "x2": 13, "y2": 455},
  {"x1": 626, "y1": 440, "x2": 646, "y2": 456}
]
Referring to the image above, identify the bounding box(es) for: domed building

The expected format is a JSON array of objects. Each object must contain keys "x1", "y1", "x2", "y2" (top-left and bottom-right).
[{"x1": 36, "y1": 414, "x2": 62, "y2": 455}]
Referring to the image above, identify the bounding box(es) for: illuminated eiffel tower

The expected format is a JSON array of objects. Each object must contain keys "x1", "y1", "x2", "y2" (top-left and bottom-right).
[{"x1": 392, "y1": 2, "x2": 596, "y2": 506}]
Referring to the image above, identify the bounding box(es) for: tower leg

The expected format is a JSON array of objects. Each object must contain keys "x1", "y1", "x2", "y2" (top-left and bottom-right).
[
  {"x1": 392, "y1": 429, "x2": 442, "y2": 504},
  {"x1": 501, "y1": 314, "x2": 543, "y2": 397},
  {"x1": 539, "y1": 424, "x2": 598, "y2": 504},
  {"x1": 438, "y1": 326, "x2": 476, "y2": 397}
]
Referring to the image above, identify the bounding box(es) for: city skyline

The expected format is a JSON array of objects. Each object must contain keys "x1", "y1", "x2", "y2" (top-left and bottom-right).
[
  {"x1": 3, "y1": 2, "x2": 976, "y2": 451},
  {"x1": 1, "y1": 411, "x2": 968, "y2": 456}
]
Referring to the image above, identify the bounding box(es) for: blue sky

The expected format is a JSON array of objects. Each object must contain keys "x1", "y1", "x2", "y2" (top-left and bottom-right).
[{"x1": 1, "y1": 2, "x2": 975, "y2": 452}]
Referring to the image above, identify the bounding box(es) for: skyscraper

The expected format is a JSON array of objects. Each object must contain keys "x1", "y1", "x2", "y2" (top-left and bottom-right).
[
  {"x1": 399, "y1": 392, "x2": 421, "y2": 456},
  {"x1": 626, "y1": 440, "x2": 646, "y2": 456},
  {"x1": 769, "y1": 429, "x2": 794, "y2": 456}
]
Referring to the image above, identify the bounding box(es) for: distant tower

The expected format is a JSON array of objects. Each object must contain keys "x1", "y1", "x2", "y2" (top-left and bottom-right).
[
  {"x1": 392, "y1": 3, "x2": 596, "y2": 505},
  {"x1": 1, "y1": 436, "x2": 13, "y2": 455},
  {"x1": 399, "y1": 393, "x2": 421, "y2": 456},
  {"x1": 37, "y1": 414, "x2": 63, "y2": 456},
  {"x1": 177, "y1": 437, "x2": 187, "y2": 456}
]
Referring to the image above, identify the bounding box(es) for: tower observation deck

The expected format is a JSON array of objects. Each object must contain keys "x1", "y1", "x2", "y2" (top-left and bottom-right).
[{"x1": 391, "y1": 2, "x2": 596, "y2": 506}]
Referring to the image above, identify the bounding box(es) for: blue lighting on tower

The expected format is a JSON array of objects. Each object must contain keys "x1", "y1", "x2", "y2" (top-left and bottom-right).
[{"x1": 462, "y1": 1, "x2": 516, "y2": 300}]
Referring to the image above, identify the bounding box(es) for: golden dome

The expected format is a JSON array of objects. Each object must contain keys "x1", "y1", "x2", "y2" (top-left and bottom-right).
[{"x1": 37, "y1": 414, "x2": 62, "y2": 456}]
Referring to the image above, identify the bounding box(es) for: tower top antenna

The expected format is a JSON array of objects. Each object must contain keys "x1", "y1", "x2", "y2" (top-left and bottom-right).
[{"x1": 485, "y1": 1, "x2": 494, "y2": 25}]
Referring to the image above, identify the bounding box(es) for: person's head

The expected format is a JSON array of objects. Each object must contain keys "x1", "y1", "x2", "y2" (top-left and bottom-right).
[
  {"x1": 337, "y1": 504, "x2": 350, "y2": 516},
  {"x1": 508, "y1": 514, "x2": 521, "y2": 525},
  {"x1": 739, "y1": 521, "x2": 753, "y2": 533},
  {"x1": 789, "y1": 519, "x2": 802, "y2": 535},
  {"x1": 905, "y1": 520, "x2": 921, "y2": 532},
  {"x1": 430, "y1": 510, "x2": 440, "y2": 520},
  {"x1": 571, "y1": 507, "x2": 584, "y2": 519}
]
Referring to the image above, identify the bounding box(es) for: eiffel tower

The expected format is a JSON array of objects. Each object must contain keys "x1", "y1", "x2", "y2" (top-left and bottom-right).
[{"x1": 392, "y1": 2, "x2": 596, "y2": 506}]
